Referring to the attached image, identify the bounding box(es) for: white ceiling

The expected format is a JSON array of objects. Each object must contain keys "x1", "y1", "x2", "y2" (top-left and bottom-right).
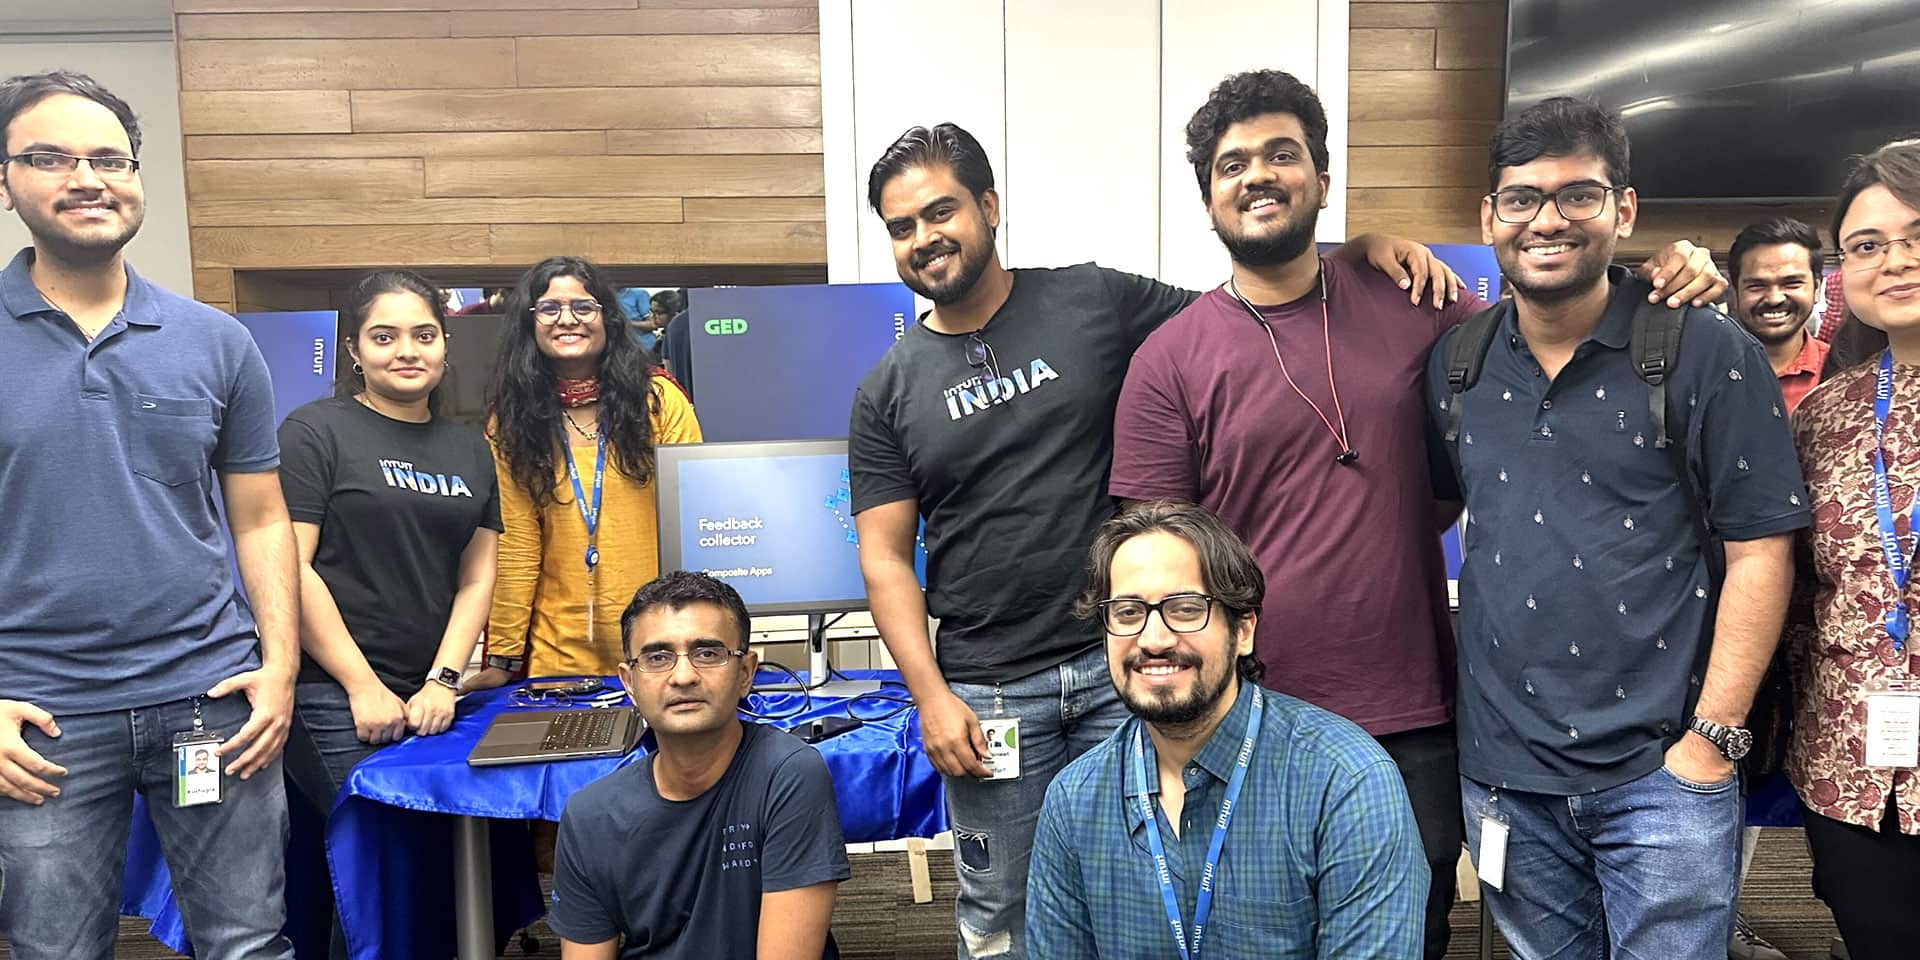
[{"x1": 0, "y1": 0, "x2": 173, "y2": 39}]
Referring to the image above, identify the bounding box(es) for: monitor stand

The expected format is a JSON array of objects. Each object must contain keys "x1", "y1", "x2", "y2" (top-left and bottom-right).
[{"x1": 802, "y1": 613, "x2": 881, "y2": 699}]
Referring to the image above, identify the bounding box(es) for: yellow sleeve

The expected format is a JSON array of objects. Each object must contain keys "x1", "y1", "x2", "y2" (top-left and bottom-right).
[
  {"x1": 486, "y1": 429, "x2": 543, "y2": 660},
  {"x1": 654, "y1": 377, "x2": 704, "y2": 445}
]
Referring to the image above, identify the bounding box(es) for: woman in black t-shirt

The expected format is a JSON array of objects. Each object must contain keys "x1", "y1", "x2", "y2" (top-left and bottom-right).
[{"x1": 279, "y1": 271, "x2": 501, "y2": 960}]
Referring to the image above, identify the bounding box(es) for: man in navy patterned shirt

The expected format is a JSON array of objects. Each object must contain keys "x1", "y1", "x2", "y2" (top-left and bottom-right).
[{"x1": 1027, "y1": 501, "x2": 1425, "y2": 959}]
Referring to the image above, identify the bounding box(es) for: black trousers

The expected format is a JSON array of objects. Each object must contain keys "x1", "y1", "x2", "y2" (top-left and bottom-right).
[
  {"x1": 1805, "y1": 795, "x2": 1920, "y2": 960},
  {"x1": 1376, "y1": 720, "x2": 1465, "y2": 960}
]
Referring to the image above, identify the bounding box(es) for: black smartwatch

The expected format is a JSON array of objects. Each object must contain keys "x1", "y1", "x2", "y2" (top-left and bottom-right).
[
  {"x1": 1687, "y1": 716, "x2": 1754, "y2": 761},
  {"x1": 484, "y1": 654, "x2": 524, "y2": 673},
  {"x1": 426, "y1": 666, "x2": 461, "y2": 691}
]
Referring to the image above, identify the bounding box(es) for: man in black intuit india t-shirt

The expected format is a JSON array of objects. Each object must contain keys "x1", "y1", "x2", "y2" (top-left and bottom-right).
[
  {"x1": 848, "y1": 121, "x2": 1469, "y2": 960},
  {"x1": 548, "y1": 573, "x2": 850, "y2": 960}
]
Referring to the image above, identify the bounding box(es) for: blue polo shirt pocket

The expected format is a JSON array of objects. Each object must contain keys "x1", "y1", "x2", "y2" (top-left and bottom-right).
[{"x1": 129, "y1": 394, "x2": 215, "y2": 486}]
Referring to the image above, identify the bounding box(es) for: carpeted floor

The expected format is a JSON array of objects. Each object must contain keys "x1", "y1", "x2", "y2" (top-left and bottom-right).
[{"x1": 1, "y1": 829, "x2": 1841, "y2": 959}]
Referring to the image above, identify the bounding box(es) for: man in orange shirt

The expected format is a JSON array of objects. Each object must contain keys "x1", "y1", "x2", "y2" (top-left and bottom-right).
[{"x1": 1730, "y1": 217, "x2": 1829, "y2": 413}]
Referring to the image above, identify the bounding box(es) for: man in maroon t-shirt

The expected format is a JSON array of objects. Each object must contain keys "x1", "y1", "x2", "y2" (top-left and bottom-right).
[{"x1": 1110, "y1": 70, "x2": 1727, "y2": 960}]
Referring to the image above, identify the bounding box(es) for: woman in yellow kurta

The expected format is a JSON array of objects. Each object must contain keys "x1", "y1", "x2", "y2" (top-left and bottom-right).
[{"x1": 469, "y1": 257, "x2": 702, "y2": 686}]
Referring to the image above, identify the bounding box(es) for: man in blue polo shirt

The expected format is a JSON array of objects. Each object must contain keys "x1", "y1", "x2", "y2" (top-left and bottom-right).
[
  {"x1": 0, "y1": 71, "x2": 300, "y2": 959},
  {"x1": 1426, "y1": 97, "x2": 1809, "y2": 959}
]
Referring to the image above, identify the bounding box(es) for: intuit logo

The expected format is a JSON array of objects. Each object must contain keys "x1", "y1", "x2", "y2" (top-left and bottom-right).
[
  {"x1": 312, "y1": 338, "x2": 326, "y2": 376},
  {"x1": 704, "y1": 317, "x2": 749, "y2": 336},
  {"x1": 892, "y1": 311, "x2": 906, "y2": 341},
  {"x1": 942, "y1": 357, "x2": 1060, "y2": 420},
  {"x1": 378, "y1": 459, "x2": 475, "y2": 498}
]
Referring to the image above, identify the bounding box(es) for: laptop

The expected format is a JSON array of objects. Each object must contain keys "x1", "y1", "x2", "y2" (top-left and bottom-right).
[{"x1": 467, "y1": 707, "x2": 645, "y2": 767}]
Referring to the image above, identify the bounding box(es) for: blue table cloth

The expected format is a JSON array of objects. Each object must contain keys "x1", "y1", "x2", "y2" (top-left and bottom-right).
[{"x1": 119, "y1": 671, "x2": 947, "y2": 958}]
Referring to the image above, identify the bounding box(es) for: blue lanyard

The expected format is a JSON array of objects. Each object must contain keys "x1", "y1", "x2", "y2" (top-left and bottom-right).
[
  {"x1": 1873, "y1": 350, "x2": 1912, "y2": 655},
  {"x1": 563, "y1": 431, "x2": 606, "y2": 572},
  {"x1": 1129, "y1": 689, "x2": 1263, "y2": 960}
]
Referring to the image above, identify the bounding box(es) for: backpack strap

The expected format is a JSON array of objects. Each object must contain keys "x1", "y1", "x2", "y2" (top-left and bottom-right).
[
  {"x1": 1630, "y1": 299, "x2": 1687, "y2": 450},
  {"x1": 1627, "y1": 300, "x2": 1724, "y2": 583},
  {"x1": 1442, "y1": 303, "x2": 1508, "y2": 445}
]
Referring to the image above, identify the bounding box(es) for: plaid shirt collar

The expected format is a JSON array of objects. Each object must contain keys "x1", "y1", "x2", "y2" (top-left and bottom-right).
[{"x1": 1121, "y1": 681, "x2": 1260, "y2": 833}]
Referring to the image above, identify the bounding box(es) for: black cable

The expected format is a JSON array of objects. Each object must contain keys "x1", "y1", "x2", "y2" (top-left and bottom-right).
[
  {"x1": 740, "y1": 660, "x2": 812, "y2": 721},
  {"x1": 843, "y1": 678, "x2": 916, "y2": 722}
]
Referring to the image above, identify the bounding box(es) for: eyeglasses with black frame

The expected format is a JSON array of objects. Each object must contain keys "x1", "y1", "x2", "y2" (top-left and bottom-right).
[
  {"x1": 531, "y1": 298, "x2": 602, "y2": 324},
  {"x1": 1096, "y1": 593, "x2": 1218, "y2": 637},
  {"x1": 964, "y1": 333, "x2": 1002, "y2": 386},
  {"x1": 1487, "y1": 183, "x2": 1625, "y2": 224},
  {"x1": 624, "y1": 646, "x2": 747, "y2": 674},
  {"x1": 1842, "y1": 235, "x2": 1920, "y2": 271},
  {"x1": 4, "y1": 152, "x2": 140, "y2": 180}
]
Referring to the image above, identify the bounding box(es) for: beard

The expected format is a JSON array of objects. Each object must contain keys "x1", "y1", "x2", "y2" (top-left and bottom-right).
[
  {"x1": 1211, "y1": 187, "x2": 1321, "y2": 268},
  {"x1": 903, "y1": 229, "x2": 995, "y2": 306},
  {"x1": 1116, "y1": 650, "x2": 1237, "y2": 729},
  {"x1": 1497, "y1": 233, "x2": 1615, "y2": 306},
  {"x1": 16, "y1": 195, "x2": 143, "y2": 265}
]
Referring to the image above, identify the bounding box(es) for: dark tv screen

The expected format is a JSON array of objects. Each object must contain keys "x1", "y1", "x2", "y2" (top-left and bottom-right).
[{"x1": 1505, "y1": 0, "x2": 1920, "y2": 201}]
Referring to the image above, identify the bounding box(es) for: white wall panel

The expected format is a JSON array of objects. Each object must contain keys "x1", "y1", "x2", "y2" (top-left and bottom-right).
[
  {"x1": 1003, "y1": 0, "x2": 1162, "y2": 278},
  {"x1": 1157, "y1": 0, "x2": 1335, "y2": 292},
  {"x1": 842, "y1": 0, "x2": 1006, "y2": 285}
]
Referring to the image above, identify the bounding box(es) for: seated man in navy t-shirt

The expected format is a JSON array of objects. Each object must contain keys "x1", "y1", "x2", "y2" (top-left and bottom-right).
[{"x1": 549, "y1": 572, "x2": 852, "y2": 959}]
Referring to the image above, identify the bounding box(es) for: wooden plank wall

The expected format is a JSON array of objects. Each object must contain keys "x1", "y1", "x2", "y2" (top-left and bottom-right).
[
  {"x1": 1347, "y1": 1, "x2": 1828, "y2": 259},
  {"x1": 172, "y1": 0, "x2": 826, "y2": 313}
]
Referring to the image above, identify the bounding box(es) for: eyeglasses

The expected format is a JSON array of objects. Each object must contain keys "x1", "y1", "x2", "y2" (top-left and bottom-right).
[
  {"x1": 532, "y1": 299, "x2": 602, "y2": 324},
  {"x1": 4, "y1": 152, "x2": 140, "y2": 180},
  {"x1": 965, "y1": 333, "x2": 1002, "y2": 386},
  {"x1": 624, "y1": 646, "x2": 747, "y2": 674},
  {"x1": 1095, "y1": 593, "x2": 1218, "y2": 637},
  {"x1": 1842, "y1": 235, "x2": 1920, "y2": 271},
  {"x1": 1487, "y1": 184, "x2": 1623, "y2": 224}
]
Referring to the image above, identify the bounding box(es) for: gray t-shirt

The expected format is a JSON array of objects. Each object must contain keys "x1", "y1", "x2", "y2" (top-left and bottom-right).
[{"x1": 549, "y1": 722, "x2": 852, "y2": 959}]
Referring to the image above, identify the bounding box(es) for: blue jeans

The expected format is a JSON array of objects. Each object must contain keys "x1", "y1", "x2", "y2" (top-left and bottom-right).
[
  {"x1": 943, "y1": 644, "x2": 1129, "y2": 960},
  {"x1": 284, "y1": 680, "x2": 389, "y2": 960},
  {"x1": 1461, "y1": 765, "x2": 1741, "y2": 960},
  {"x1": 0, "y1": 693, "x2": 294, "y2": 960}
]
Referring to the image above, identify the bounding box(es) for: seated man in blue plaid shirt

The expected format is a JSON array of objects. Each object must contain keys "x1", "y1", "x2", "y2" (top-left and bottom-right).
[{"x1": 1027, "y1": 500, "x2": 1428, "y2": 958}]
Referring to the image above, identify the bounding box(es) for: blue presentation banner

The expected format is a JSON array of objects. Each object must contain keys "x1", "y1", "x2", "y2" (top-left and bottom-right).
[
  {"x1": 687, "y1": 283, "x2": 914, "y2": 442},
  {"x1": 1425, "y1": 244, "x2": 1501, "y2": 580},
  {"x1": 236, "y1": 310, "x2": 339, "y2": 425}
]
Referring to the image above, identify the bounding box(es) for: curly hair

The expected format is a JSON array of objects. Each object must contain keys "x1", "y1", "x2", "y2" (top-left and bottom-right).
[
  {"x1": 486, "y1": 256, "x2": 660, "y2": 509},
  {"x1": 1184, "y1": 69, "x2": 1330, "y2": 204}
]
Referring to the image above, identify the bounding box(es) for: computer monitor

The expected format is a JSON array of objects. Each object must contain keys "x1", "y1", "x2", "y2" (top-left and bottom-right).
[{"x1": 654, "y1": 439, "x2": 927, "y2": 696}]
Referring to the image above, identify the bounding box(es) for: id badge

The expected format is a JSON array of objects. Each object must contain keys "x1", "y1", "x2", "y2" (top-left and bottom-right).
[
  {"x1": 979, "y1": 717, "x2": 1021, "y2": 781},
  {"x1": 1477, "y1": 816, "x2": 1510, "y2": 891},
  {"x1": 1865, "y1": 681, "x2": 1920, "y2": 769},
  {"x1": 172, "y1": 731, "x2": 223, "y2": 808}
]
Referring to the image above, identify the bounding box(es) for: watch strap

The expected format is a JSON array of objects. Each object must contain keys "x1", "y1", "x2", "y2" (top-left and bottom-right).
[{"x1": 485, "y1": 654, "x2": 524, "y2": 673}]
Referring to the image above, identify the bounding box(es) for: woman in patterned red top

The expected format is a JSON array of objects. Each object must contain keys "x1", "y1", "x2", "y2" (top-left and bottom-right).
[{"x1": 1789, "y1": 139, "x2": 1920, "y2": 960}]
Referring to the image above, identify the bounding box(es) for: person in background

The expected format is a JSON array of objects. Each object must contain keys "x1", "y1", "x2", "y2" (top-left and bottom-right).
[
  {"x1": 550, "y1": 572, "x2": 849, "y2": 960},
  {"x1": 469, "y1": 256, "x2": 703, "y2": 691},
  {"x1": 1110, "y1": 70, "x2": 1725, "y2": 960},
  {"x1": 1732, "y1": 217, "x2": 1830, "y2": 413},
  {"x1": 278, "y1": 270, "x2": 501, "y2": 960},
  {"x1": 1028, "y1": 501, "x2": 1426, "y2": 959},
  {"x1": 618, "y1": 287, "x2": 656, "y2": 353},
  {"x1": 0, "y1": 70, "x2": 299, "y2": 959},
  {"x1": 1428, "y1": 97, "x2": 1808, "y2": 959},
  {"x1": 1788, "y1": 138, "x2": 1920, "y2": 960},
  {"x1": 1723, "y1": 215, "x2": 1828, "y2": 960},
  {"x1": 657, "y1": 289, "x2": 694, "y2": 393}
]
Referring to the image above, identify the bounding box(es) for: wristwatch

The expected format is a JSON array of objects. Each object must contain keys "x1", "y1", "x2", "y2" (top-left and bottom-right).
[
  {"x1": 1687, "y1": 716, "x2": 1754, "y2": 761},
  {"x1": 484, "y1": 654, "x2": 524, "y2": 673},
  {"x1": 426, "y1": 666, "x2": 461, "y2": 691}
]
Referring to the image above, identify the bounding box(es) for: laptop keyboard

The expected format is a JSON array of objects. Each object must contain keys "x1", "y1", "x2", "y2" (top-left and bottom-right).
[{"x1": 541, "y1": 711, "x2": 618, "y2": 752}]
